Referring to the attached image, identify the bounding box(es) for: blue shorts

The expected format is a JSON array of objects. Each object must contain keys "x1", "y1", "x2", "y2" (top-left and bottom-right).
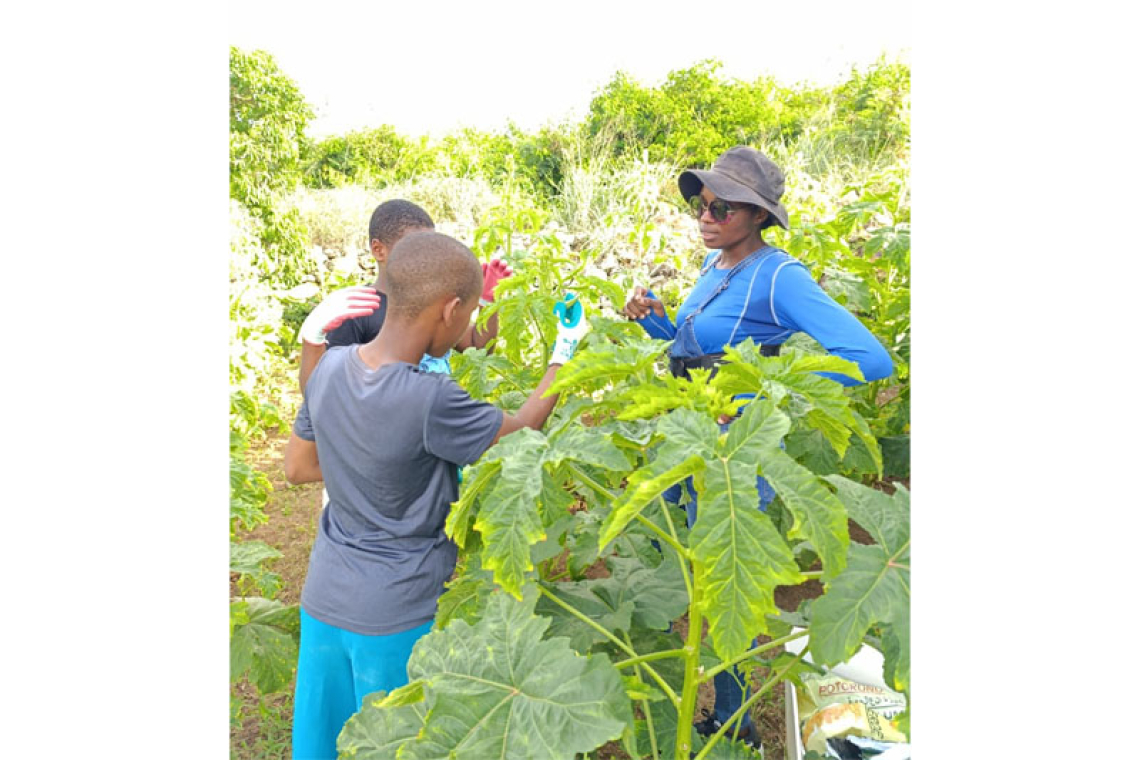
[{"x1": 292, "y1": 608, "x2": 434, "y2": 760}]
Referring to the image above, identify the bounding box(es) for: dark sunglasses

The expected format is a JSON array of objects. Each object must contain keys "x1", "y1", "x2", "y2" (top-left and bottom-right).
[{"x1": 689, "y1": 195, "x2": 743, "y2": 223}]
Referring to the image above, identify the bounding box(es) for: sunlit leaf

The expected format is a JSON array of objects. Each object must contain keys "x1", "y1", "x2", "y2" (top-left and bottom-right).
[
  {"x1": 809, "y1": 478, "x2": 909, "y2": 688},
  {"x1": 347, "y1": 590, "x2": 633, "y2": 760}
]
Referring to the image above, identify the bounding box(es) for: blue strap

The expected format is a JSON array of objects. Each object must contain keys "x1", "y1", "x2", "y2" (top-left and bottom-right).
[{"x1": 681, "y1": 246, "x2": 776, "y2": 328}]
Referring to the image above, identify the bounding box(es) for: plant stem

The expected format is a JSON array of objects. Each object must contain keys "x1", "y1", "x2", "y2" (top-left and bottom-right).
[
  {"x1": 623, "y1": 631, "x2": 660, "y2": 760},
  {"x1": 657, "y1": 496, "x2": 692, "y2": 600},
  {"x1": 634, "y1": 514, "x2": 689, "y2": 559},
  {"x1": 613, "y1": 648, "x2": 687, "y2": 670},
  {"x1": 800, "y1": 570, "x2": 823, "y2": 579},
  {"x1": 691, "y1": 649, "x2": 808, "y2": 760},
  {"x1": 699, "y1": 630, "x2": 808, "y2": 681},
  {"x1": 564, "y1": 461, "x2": 618, "y2": 501},
  {"x1": 674, "y1": 585, "x2": 704, "y2": 759},
  {"x1": 536, "y1": 584, "x2": 678, "y2": 707}
]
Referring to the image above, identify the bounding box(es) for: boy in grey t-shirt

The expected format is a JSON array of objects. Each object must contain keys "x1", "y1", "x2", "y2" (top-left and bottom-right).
[{"x1": 283, "y1": 230, "x2": 588, "y2": 760}]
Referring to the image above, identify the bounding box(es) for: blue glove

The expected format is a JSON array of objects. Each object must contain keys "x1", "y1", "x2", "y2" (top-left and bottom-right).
[{"x1": 551, "y1": 293, "x2": 589, "y2": 365}]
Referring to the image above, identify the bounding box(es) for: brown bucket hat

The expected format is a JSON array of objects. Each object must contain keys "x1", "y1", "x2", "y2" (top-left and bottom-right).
[{"x1": 678, "y1": 146, "x2": 789, "y2": 230}]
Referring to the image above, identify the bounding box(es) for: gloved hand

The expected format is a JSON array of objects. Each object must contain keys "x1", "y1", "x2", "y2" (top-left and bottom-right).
[
  {"x1": 480, "y1": 259, "x2": 513, "y2": 305},
  {"x1": 299, "y1": 286, "x2": 381, "y2": 345},
  {"x1": 550, "y1": 293, "x2": 589, "y2": 366}
]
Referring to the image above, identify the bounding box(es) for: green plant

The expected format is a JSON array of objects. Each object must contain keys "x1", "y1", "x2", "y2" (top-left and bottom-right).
[
  {"x1": 231, "y1": 596, "x2": 301, "y2": 697},
  {"x1": 231, "y1": 46, "x2": 318, "y2": 287},
  {"x1": 341, "y1": 303, "x2": 909, "y2": 759}
]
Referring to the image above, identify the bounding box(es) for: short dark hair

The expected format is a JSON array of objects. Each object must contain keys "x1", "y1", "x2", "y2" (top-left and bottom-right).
[
  {"x1": 368, "y1": 199, "x2": 434, "y2": 247},
  {"x1": 386, "y1": 231, "x2": 483, "y2": 320}
]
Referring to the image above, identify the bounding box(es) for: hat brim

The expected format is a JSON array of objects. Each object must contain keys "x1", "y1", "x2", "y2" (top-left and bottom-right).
[{"x1": 679, "y1": 169, "x2": 789, "y2": 230}]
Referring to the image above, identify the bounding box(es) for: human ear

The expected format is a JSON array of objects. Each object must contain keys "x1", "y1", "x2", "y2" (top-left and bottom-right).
[
  {"x1": 371, "y1": 239, "x2": 389, "y2": 264},
  {"x1": 441, "y1": 296, "x2": 462, "y2": 325}
]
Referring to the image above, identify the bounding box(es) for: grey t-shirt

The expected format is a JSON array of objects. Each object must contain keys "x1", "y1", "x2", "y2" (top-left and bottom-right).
[{"x1": 293, "y1": 346, "x2": 503, "y2": 635}]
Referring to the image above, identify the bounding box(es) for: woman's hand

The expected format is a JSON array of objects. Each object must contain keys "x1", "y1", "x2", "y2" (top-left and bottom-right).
[{"x1": 623, "y1": 286, "x2": 665, "y2": 320}]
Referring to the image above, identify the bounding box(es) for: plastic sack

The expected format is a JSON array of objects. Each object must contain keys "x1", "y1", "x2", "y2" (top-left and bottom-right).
[{"x1": 797, "y1": 673, "x2": 907, "y2": 756}]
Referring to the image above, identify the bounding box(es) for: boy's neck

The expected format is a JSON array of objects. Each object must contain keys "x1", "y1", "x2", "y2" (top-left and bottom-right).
[
  {"x1": 357, "y1": 316, "x2": 432, "y2": 369},
  {"x1": 373, "y1": 269, "x2": 389, "y2": 292}
]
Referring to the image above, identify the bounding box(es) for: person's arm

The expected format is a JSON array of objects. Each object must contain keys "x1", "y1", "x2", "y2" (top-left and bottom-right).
[
  {"x1": 284, "y1": 433, "x2": 322, "y2": 484},
  {"x1": 283, "y1": 397, "x2": 322, "y2": 484},
  {"x1": 298, "y1": 341, "x2": 327, "y2": 392},
  {"x1": 490, "y1": 293, "x2": 589, "y2": 445},
  {"x1": 296, "y1": 286, "x2": 380, "y2": 392},
  {"x1": 771, "y1": 262, "x2": 894, "y2": 386},
  {"x1": 491, "y1": 363, "x2": 561, "y2": 444},
  {"x1": 623, "y1": 286, "x2": 676, "y2": 340},
  {"x1": 456, "y1": 309, "x2": 499, "y2": 352},
  {"x1": 426, "y1": 294, "x2": 590, "y2": 466}
]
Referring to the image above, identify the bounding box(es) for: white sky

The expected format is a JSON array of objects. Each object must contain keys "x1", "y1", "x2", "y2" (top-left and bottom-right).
[{"x1": 230, "y1": 0, "x2": 910, "y2": 138}]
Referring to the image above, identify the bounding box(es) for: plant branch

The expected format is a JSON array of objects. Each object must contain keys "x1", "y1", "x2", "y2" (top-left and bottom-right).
[
  {"x1": 699, "y1": 630, "x2": 808, "y2": 681},
  {"x1": 634, "y1": 514, "x2": 689, "y2": 559},
  {"x1": 691, "y1": 649, "x2": 808, "y2": 760},
  {"x1": 613, "y1": 648, "x2": 687, "y2": 670},
  {"x1": 565, "y1": 463, "x2": 692, "y2": 560},
  {"x1": 623, "y1": 631, "x2": 660, "y2": 760},
  {"x1": 536, "y1": 584, "x2": 678, "y2": 707},
  {"x1": 657, "y1": 496, "x2": 693, "y2": 600}
]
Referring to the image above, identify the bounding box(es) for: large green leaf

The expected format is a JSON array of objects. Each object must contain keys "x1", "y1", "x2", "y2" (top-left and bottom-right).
[
  {"x1": 691, "y1": 456, "x2": 803, "y2": 659},
  {"x1": 827, "y1": 477, "x2": 909, "y2": 551},
  {"x1": 600, "y1": 454, "x2": 705, "y2": 549},
  {"x1": 229, "y1": 540, "x2": 284, "y2": 597},
  {"x1": 599, "y1": 408, "x2": 719, "y2": 548},
  {"x1": 714, "y1": 343, "x2": 882, "y2": 475},
  {"x1": 809, "y1": 478, "x2": 909, "y2": 688},
  {"x1": 758, "y1": 449, "x2": 849, "y2": 580},
  {"x1": 450, "y1": 346, "x2": 515, "y2": 400},
  {"x1": 784, "y1": 429, "x2": 840, "y2": 475},
  {"x1": 229, "y1": 597, "x2": 298, "y2": 693},
  {"x1": 338, "y1": 689, "x2": 428, "y2": 758},
  {"x1": 445, "y1": 461, "x2": 502, "y2": 550},
  {"x1": 543, "y1": 424, "x2": 630, "y2": 472},
  {"x1": 536, "y1": 549, "x2": 689, "y2": 654},
  {"x1": 344, "y1": 590, "x2": 632, "y2": 760},
  {"x1": 229, "y1": 540, "x2": 282, "y2": 572},
  {"x1": 544, "y1": 340, "x2": 664, "y2": 396},
  {"x1": 605, "y1": 553, "x2": 690, "y2": 631},
  {"x1": 535, "y1": 580, "x2": 637, "y2": 652},
  {"x1": 720, "y1": 398, "x2": 791, "y2": 462},
  {"x1": 474, "y1": 432, "x2": 549, "y2": 598}
]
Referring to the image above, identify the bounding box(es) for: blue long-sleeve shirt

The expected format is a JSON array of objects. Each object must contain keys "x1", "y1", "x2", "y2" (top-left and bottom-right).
[{"x1": 638, "y1": 247, "x2": 893, "y2": 386}]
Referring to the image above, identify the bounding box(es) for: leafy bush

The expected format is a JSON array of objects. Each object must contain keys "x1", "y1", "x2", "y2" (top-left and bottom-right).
[
  {"x1": 302, "y1": 125, "x2": 439, "y2": 188},
  {"x1": 585, "y1": 58, "x2": 908, "y2": 173},
  {"x1": 231, "y1": 47, "x2": 317, "y2": 287}
]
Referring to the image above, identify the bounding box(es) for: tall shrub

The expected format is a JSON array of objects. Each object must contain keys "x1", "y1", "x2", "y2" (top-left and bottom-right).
[{"x1": 230, "y1": 46, "x2": 316, "y2": 286}]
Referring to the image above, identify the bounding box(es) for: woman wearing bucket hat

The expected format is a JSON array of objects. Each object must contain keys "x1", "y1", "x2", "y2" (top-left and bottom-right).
[
  {"x1": 623, "y1": 145, "x2": 893, "y2": 748},
  {"x1": 624, "y1": 145, "x2": 891, "y2": 388}
]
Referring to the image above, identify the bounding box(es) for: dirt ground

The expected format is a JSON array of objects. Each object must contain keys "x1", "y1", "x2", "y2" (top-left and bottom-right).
[{"x1": 231, "y1": 430, "x2": 896, "y2": 759}]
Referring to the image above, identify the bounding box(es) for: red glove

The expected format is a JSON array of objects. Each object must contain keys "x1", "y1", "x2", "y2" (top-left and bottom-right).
[
  {"x1": 480, "y1": 259, "x2": 513, "y2": 305},
  {"x1": 298, "y1": 286, "x2": 381, "y2": 345}
]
